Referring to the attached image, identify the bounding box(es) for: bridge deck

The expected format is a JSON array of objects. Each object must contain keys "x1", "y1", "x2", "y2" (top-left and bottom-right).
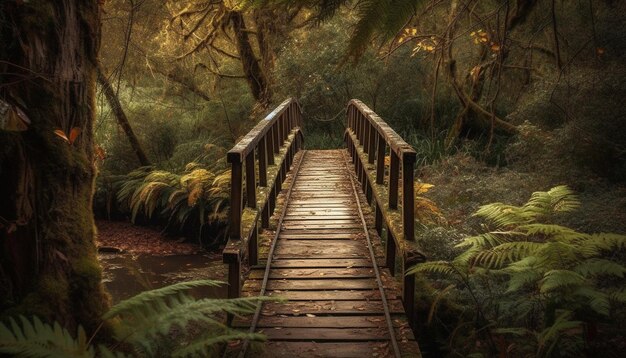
[{"x1": 232, "y1": 150, "x2": 421, "y2": 357}]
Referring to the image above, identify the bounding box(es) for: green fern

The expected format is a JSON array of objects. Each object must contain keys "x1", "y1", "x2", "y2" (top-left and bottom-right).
[
  {"x1": 0, "y1": 316, "x2": 94, "y2": 357},
  {"x1": 104, "y1": 280, "x2": 222, "y2": 319},
  {"x1": 1, "y1": 281, "x2": 278, "y2": 357},
  {"x1": 411, "y1": 185, "x2": 626, "y2": 357}
]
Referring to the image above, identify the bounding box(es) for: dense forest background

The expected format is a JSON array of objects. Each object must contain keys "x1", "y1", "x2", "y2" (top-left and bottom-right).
[{"x1": 1, "y1": 0, "x2": 625, "y2": 356}]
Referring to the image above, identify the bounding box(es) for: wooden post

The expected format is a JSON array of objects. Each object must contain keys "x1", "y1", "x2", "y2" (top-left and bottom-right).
[
  {"x1": 245, "y1": 152, "x2": 256, "y2": 208},
  {"x1": 261, "y1": 202, "x2": 270, "y2": 228},
  {"x1": 228, "y1": 157, "x2": 243, "y2": 239},
  {"x1": 272, "y1": 123, "x2": 280, "y2": 154},
  {"x1": 376, "y1": 134, "x2": 385, "y2": 185},
  {"x1": 258, "y1": 136, "x2": 268, "y2": 187},
  {"x1": 368, "y1": 125, "x2": 376, "y2": 164},
  {"x1": 386, "y1": 229, "x2": 397, "y2": 276},
  {"x1": 375, "y1": 204, "x2": 383, "y2": 235},
  {"x1": 249, "y1": 223, "x2": 258, "y2": 266},
  {"x1": 278, "y1": 115, "x2": 284, "y2": 145},
  {"x1": 227, "y1": 256, "x2": 241, "y2": 298},
  {"x1": 402, "y1": 252, "x2": 416, "y2": 327},
  {"x1": 364, "y1": 121, "x2": 370, "y2": 155},
  {"x1": 269, "y1": 187, "x2": 276, "y2": 218},
  {"x1": 402, "y1": 151, "x2": 416, "y2": 242},
  {"x1": 389, "y1": 151, "x2": 399, "y2": 209},
  {"x1": 267, "y1": 130, "x2": 275, "y2": 165}
]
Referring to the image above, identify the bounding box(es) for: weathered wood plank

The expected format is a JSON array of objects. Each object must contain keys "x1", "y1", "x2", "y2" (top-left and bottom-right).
[
  {"x1": 245, "y1": 289, "x2": 400, "y2": 301},
  {"x1": 243, "y1": 278, "x2": 378, "y2": 291},
  {"x1": 233, "y1": 315, "x2": 408, "y2": 328},
  {"x1": 255, "y1": 300, "x2": 406, "y2": 315},
  {"x1": 251, "y1": 342, "x2": 421, "y2": 358},
  {"x1": 267, "y1": 258, "x2": 377, "y2": 268},
  {"x1": 248, "y1": 268, "x2": 376, "y2": 279}
]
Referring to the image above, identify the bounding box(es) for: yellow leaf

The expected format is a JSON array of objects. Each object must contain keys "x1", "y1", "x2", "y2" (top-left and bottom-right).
[
  {"x1": 54, "y1": 129, "x2": 69, "y2": 143},
  {"x1": 69, "y1": 127, "x2": 81, "y2": 144},
  {"x1": 471, "y1": 65, "x2": 481, "y2": 82},
  {"x1": 414, "y1": 182, "x2": 434, "y2": 194},
  {"x1": 411, "y1": 28, "x2": 417, "y2": 36}
]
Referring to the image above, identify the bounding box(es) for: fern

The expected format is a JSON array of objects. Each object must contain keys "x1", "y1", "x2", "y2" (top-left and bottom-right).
[
  {"x1": 410, "y1": 185, "x2": 626, "y2": 357},
  {"x1": 1, "y1": 281, "x2": 278, "y2": 357},
  {"x1": 0, "y1": 316, "x2": 94, "y2": 358},
  {"x1": 104, "y1": 280, "x2": 222, "y2": 319},
  {"x1": 172, "y1": 331, "x2": 264, "y2": 357}
]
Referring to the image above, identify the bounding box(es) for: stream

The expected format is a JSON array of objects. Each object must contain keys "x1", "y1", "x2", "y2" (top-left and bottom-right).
[{"x1": 98, "y1": 251, "x2": 228, "y2": 303}]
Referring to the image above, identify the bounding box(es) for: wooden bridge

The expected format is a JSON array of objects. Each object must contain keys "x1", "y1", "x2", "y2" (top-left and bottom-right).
[{"x1": 223, "y1": 99, "x2": 425, "y2": 357}]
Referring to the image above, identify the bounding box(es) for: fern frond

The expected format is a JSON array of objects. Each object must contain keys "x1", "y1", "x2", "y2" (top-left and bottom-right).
[
  {"x1": 518, "y1": 224, "x2": 579, "y2": 238},
  {"x1": 505, "y1": 269, "x2": 542, "y2": 293},
  {"x1": 474, "y1": 242, "x2": 543, "y2": 269},
  {"x1": 526, "y1": 185, "x2": 580, "y2": 214},
  {"x1": 473, "y1": 203, "x2": 531, "y2": 228},
  {"x1": 408, "y1": 261, "x2": 460, "y2": 277},
  {"x1": 104, "y1": 280, "x2": 223, "y2": 319},
  {"x1": 574, "y1": 258, "x2": 626, "y2": 278},
  {"x1": 455, "y1": 232, "x2": 515, "y2": 249},
  {"x1": 537, "y1": 310, "x2": 582, "y2": 357},
  {"x1": 539, "y1": 270, "x2": 586, "y2": 293},
  {"x1": 172, "y1": 331, "x2": 265, "y2": 357},
  {"x1": 573, "y1": 286, "x2": 610, "y2": 316},
  {"x1": 0, "y1": 316, "x2": 93, "y2": 358}
]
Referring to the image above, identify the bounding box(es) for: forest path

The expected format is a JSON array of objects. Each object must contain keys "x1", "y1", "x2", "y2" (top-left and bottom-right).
[{"x1": 231, "y1": 150, "x2": 421, "y2": 357}]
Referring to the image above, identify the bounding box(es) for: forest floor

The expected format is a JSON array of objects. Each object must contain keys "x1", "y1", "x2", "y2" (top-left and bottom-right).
[{"x1": 95, "y1": 220, "x2": 202, "y2": 255}]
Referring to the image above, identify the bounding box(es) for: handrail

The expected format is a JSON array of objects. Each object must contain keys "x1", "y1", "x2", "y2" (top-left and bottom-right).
[
  {"x1": 224, "y1": 98, "x2": 304, "y2": 299},
  {"x1": 344, "y1": 99, "x2": 425, "y2": 327}
]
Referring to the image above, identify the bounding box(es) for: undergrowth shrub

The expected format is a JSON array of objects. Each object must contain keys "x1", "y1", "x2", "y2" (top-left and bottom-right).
[
  {"x1": 111, "y1": 165, "x2": 231, "y2": 246},
  {"x1": 411, "y1": 185, "x2": 626, "y2": 357}
]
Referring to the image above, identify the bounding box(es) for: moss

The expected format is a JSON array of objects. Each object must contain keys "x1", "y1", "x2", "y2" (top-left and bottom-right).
[{"x1": 38, "y1": 275, "x2": 70, "y2": 304}]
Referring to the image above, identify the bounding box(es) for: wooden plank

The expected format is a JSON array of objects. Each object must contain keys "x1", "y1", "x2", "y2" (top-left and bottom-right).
[
  {"x1": 243, "y1": 278, "x2": 378, "y2": 291},
  {"x1": 267, "y1": 259, "x2": 376, "y2": 268},
  {"x1": 281, "y1": 223, "x2": 363, "y2": 229},
  {"x1": 278, "y1": 233, "x2": 362, "y2": 240},
  {"x1": 249, "y1": 268, "x2": 376, "y2": 279},
  {"x1": 248, "y1": 289, "x2": 400, "y2": 301},
  {"x1": 283, "y1": 215, "x2": 359, "y2": 221},
  {"x1": 273, "y1": 244, "x2": 369, "y2": 258},
  {"x1": 282, "y1": 216, "x2": 359, "y2": 221},
  {"x1": 251, "y1": 342, "x2": 421, "y2": 358},
  {"x1": 258, "y1": 327, "x2": 390, "y2": 341},
  {"x1": 255, "y1": 300, "x2": 406, "y2": 315},
  {"x1": 233, "y1": 315, "x2": 408, "y2": 328}
]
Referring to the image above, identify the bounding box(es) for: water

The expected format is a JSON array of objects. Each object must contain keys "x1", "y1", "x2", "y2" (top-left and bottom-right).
[{"x1": 98, "y1": 252, "x2": 228, "y2": 303}]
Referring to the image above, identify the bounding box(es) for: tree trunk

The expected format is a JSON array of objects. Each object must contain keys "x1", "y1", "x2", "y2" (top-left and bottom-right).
[
  {"x1": 229, "y1": 10, "x2": 271, "y2": 106},
  {"x1": 97, "y1": 66, "x2": 151, "y2": 166},
  {"x1": 0, "y1": 0, "x2": 110, "y2": 334}
]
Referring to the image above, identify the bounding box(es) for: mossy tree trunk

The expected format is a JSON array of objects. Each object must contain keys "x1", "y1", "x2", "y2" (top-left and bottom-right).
[{"x1": 0, "y1": 0, "x2": 109, "y2": 333}]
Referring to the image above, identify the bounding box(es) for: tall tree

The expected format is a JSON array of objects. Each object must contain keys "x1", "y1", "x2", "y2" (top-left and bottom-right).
[
  {"x1": 0, "y1": 0, "x2": 109, "y2": 333},
  {"x1": 97, "y1": 65, "x2": 152, "y2": 166}
]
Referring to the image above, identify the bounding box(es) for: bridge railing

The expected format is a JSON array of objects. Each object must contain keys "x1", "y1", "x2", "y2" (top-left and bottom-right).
[
  {"x1": 344, "y1": 99, "x2": 426, "y2": 323},
  {"x1": 224, "y1": 98, "x2": 304, "y2": 299}
]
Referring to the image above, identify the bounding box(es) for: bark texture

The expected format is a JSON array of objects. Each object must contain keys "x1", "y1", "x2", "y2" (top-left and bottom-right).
[{"x1": 0, "y1": 0, "x2": 110, "y2": 333}]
